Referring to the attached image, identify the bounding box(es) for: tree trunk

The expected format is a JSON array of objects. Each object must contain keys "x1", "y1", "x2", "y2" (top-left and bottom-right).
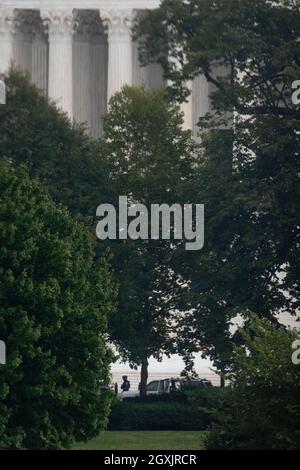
[
  {"x1": 220, "y1": 365, "x2": 225, "y2": 388},
  {"x1": 220, "y1": 374, "x2": 225, "y2": 388},
  {"x1": 139, "y1": 357, "x2": 149, "y2": 399}
]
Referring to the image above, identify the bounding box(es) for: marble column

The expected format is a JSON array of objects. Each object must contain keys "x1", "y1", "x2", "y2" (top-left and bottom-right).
[
  {"x1": 100, "y1": 9, "x2": 135, "y2": 103},
  {"x1": 210, "y1": 63, "x2": 233, "y2": 129},
  {"x1": 13, "y1": 10, "x2": 34, "y2": 76},
  {"x1": 0, "y1": 9, "x2": 16, "y2": 74},
  {"x1": 90, "y1": 29, "x2": 108, "y2": 137},
  {"x1": 168, "y1": 57, "x2": 194, "y2": 132},
  {"x1": 132, "y1": 40, "x2": 164, "y2": 90},
  {"x1": 32, "y1": 14, "x2": 48, "y2": 95},
  {"x1": 193, "y1": 65, "x2": 233, "y2": 138},
  {"x1": 132, "y1": 39, "x2": 148, "y2": 86},
  {"x1": 41, "y1": 9, "x2": 77, "y2": 118},
  {"x1": 181, "y1": 80, "x2": 193, "y2": 131},
  {"x1": 192, "y1": 74, "x2": 210, "y2": 137},
  {"x1": 73, "y1": 10, "x2": 93, "y2": 129}
]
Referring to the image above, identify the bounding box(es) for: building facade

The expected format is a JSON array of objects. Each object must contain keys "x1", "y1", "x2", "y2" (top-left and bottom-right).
[{"x1": 0, "y1": 0, "x2": 213, "y2": 137}]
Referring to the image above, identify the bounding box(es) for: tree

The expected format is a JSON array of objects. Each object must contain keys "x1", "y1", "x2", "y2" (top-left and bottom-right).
[
  {"x1": 102, "y1": 86, "x2": 196, "y2": 397},
  {"x1": 0, "y1": 163, "x2": 116, "y2": 449},
  {"x1": 134, "y1": 0, "x2": 300, "y2": 377},
  {"x1": 0, "y1": 70, "x2": 114, "y2": 219},
  {"x1": 134, "y1": 0, "x2": 300, "y2": 117},
  {"x1": 205, "y1": 314, "x2": 300, "y2": 449}
]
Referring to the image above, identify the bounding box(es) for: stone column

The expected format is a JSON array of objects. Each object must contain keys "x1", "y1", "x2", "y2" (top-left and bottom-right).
[
  {"x1": 168, "y1": 56, "x2": 193, "y2": 131},
  {"x1": 192, "y1": 74, "x2": 210, "y2": 138},
  {"x1": 90, "y1": 29, "x2": 108, "y2": 137},
  {"x1": 13, "y1": 11, "x2": 34, "y2": 77},
  {"x1": 100, "y1": 9, "x2": 135, "y2": 103},
  {"x1": 32, "y1": 14, "x2": 48, "y2": 95},
  {"x1": 210, "y1": 63, "x2": 233, "y2": 129},
  {"x1": 41, "y1": 9, "x2": 77, "y2": 118},
  {"x1": 132, "y1": 40, "x2": 164, "y2": 90},
  {"x1": 73, "y1": 10, "x2": 93, "y2": 128},
  {"x1": 0, "y1": 9, "x2": 16, "y2": 74},
  {"x1": 181, "y1": 81, "x2": 193, "y2": 131}
]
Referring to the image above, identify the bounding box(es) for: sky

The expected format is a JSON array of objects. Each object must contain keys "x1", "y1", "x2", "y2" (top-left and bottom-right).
[{"x1": 111, "y1": 353, "x2": 214, "y2": 374}]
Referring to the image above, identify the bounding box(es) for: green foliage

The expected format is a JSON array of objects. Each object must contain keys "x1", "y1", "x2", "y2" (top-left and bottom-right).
[
  {"x1": 109, "y1": 398, "x2": 207, "y2": 431},
  {"x1": 0, "y1": 70, "x2": 113, "y2": 218},
  {"x1": 134, "y1": 0, "x2": 300, "y2": 374},
  {"x1": 0, "y1": 163, "x2": 115, "y2": 449},
  {"x1": 186, "y1": 386, "x2": 230, "y2": 425},
  {"x1": 205, "y1": 315, "x2": 300, "y2": 449},
  {"x1": 102, "y1": 86, "x2": 197, "y2": 388},
  {"x1": 109, "y1": 387, "x2": 228, "y2": 431},
  {"x1": 135, "y1": 0, "x2": 300, "y2": 116}
]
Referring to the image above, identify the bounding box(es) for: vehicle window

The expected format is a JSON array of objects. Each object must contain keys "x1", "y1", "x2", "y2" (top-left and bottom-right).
[
  {"x1": 147, "y1": 381, "x2": 159, "y2": 392},
  {"x1": 158, "y1": 381, "x2": 164, "y2": 393}
]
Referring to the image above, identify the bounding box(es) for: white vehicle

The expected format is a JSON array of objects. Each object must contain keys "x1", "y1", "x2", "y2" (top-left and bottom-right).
[
  {"x1": 121, "y1": 377, "x2": 212, "y2": 398},
  {"x1": 146, "y1": 378, "x2": 179, "y2": 395},
  {"x1": 121, "y1": 378, "x2": 175, "y2": 398}
]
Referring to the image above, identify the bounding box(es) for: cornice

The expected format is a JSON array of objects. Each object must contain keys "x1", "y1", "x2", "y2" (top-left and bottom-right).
[{"x1": 0, "y1": 0, "x2": 160, "y2": 11}]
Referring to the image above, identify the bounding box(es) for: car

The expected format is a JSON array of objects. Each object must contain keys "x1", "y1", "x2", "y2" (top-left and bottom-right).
[
  {"x1": 120, "y1": 378, "x2": 176, "y2": 398},
  {"x1": 180, "y1": 378, "x2": 212, "y2": 389},
  {"x1": 121, "y1": 376, "x2": 212, "y2": 398},
  {"x1": 145, "y1": 378, "x2": 179, "y2": 395}
]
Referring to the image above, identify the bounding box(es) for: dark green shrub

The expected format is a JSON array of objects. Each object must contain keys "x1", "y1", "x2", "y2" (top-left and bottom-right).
[
  {"x1": 109, "y1": 399, "x2": 209, "y2": 431},
  {"x1": 123, "y1": 391, "x2": 187, "y2": 403},
  {"x1": 205, "y1": 316, "x2": 300, "y2": 450},
  {"x1": 186, "y1": 387, "x2": 229, "y2": 426},
  {"x1": 0, "y1": 70, "x2": 113, "y2": 218},
  {"x1": 0, "y1": 164, "x2": 115, "y2": 449}
]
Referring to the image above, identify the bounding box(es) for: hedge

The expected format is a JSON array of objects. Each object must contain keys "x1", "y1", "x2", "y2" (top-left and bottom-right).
[{"x1": 108, "y1": 397, "x2": 211, "y2": 431}]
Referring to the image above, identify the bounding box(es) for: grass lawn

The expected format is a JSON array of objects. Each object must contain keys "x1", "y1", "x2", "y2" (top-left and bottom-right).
[{"x1": 74, "y1": 431, "x2": 206, "y2": 450}]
